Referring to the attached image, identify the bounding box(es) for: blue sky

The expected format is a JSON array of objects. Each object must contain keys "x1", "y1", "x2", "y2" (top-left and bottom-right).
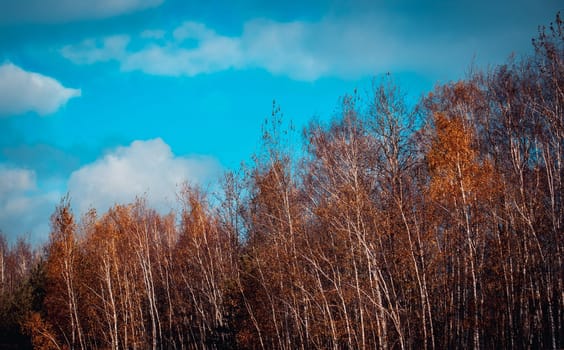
[{"x1": 0, "y1": 0, "x2": 561, "y2": 244}]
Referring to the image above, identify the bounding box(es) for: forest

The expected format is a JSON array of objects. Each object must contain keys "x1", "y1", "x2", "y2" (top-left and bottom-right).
[{"x1": 0, "y1": 13, "x2": 562, "y2": 350}]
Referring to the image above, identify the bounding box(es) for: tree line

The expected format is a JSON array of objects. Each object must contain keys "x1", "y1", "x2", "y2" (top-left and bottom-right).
[{"x1": 1, "y1": 13, "x2": 562, "y2": 350}]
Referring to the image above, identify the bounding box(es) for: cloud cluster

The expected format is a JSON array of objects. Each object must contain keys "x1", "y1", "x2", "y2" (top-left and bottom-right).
[
  {"x1": 0, "y1": 139, "x2": 221, "y2": 244},
  {"x1": 60, "y1": 15, "x2": 513, "y2": 81},
  {"x1": 0, "y1": 0, "x2": 163, "y2": 24},
  {"x1": 0, "y1": 63, "x2": 81, "y2": 116},
  {"x1": 68, "y1": 138, "x2": 222, "y2": 215},
  {"x1": 0, "y1": 168, "x2": 36, "y2": 195},
  {"x1": 0, "y1": 166, "x2": 60, "y2": 244}
]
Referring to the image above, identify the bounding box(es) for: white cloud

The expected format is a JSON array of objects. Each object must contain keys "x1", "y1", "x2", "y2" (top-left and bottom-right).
[
  {"x1": 173, "y1": 22, "x2": 217, "y2": 42},
  {"x1": 241, "y1": 19, "x2": 326, "y2": 80},
  {"x1": 0, "y1": 166, "x2": 60, "y2": 244},
  {"x1": 60, "y1": 15, "x2": 512, "y2": 81},
  {"x1": 67, "y1": 138, "x2": 222, "y2": 215},
  {"x1": 0, "y1": 140, "x2": 220, "y2": 244},
  {"x1": 0, "y1": 63, "x2": 81, "y2": 116},
  {"x1": 62, "y1": 22, "x2": 244, "y2": 76},
  {"x1": 0, "y1": 0, "x2": 163, "y2": 24},
  {"x1": 0, "y1": 168, "x2": 36, "y2": 194},
  {"x1": 61, "y1": 36, "x2": 130, "y2": 64}
]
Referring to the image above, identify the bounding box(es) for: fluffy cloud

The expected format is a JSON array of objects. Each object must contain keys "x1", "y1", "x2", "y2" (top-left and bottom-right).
[
  {"x1": 0, "y1": 168, "x2": 36, "y2": 195},
  {"x1": 60, "y1": 19, "x2": 330, "y2": 79},
  {"x1": 0, "y1": 0, "x2": 163, "y2": 24},
  {"x1": 67, "y1": 138, "x2": 222, "y2": 214},
  {"x1": 0, "y1": 140, "x2": 220, "y2": 244},
  {"x1": 60, "y1": 15, "x2": 518, "y2": 81},
  {"x1": 60, "y1": 36, "x2": 130, "y2": 64},
  {"x1": 0, "y1": 63, "x2": 81, "y2": 116},
  {"x1": 0, "y1": 166, "x2": 60, "y2": 244}
]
